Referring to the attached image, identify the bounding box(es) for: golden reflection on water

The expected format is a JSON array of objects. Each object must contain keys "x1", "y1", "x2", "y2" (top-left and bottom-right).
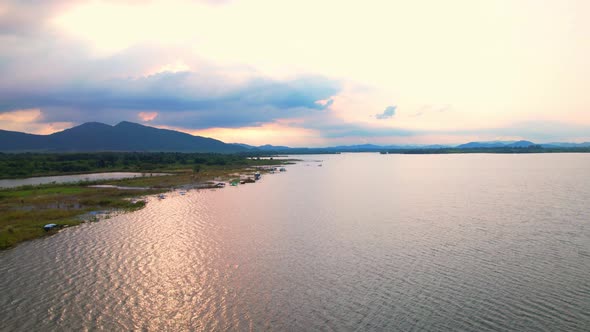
[{"x1": 1, "y1": 154, "x2": 590, "y2": 331}]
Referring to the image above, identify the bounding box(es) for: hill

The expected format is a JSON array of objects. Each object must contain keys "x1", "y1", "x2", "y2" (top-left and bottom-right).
[{"x1": 0, "y1": 121, "x2": 246, "y2": 153}]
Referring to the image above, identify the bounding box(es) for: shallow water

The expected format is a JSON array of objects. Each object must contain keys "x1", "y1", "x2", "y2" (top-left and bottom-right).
[
  {"x1": 0, "y1": 172, "x2": 168, "y2": 188},
  {"x1": 1, "y1": 153, "x2": 589, "y2": 331}
]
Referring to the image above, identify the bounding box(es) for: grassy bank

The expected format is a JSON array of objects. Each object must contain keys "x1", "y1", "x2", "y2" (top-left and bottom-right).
[
  {"x1": 0, "y1": 184, "x2": 155, "y2": 249},
  {"x1": 0, "y1": 154, "x2": 294, "y2": 250}
]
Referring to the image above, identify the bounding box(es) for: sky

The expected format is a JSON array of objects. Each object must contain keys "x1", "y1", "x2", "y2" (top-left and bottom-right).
[{"x1": 0, "y1": 0, "x2": 589, "y2": 146}]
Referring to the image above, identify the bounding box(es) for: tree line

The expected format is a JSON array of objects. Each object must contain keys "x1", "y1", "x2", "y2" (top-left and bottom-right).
[{"x1": 0, "y1": 152, "x2": 272, "y2": 178}]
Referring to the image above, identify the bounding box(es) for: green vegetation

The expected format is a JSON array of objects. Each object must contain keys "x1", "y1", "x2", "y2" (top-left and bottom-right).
[
  {"x1": 0, "y1": 152, "x2": 293, "y2": 249},
  {"x1": 0, "y1": 183, "x2": 155, "y2": 249},
  {"x1": 0, "y1": 152, "x2": 288, "y2": 179}
]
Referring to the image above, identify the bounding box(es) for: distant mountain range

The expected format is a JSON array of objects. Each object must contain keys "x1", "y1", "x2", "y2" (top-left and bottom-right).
[
  {"x1": 456, "y1": 140, "x2": 537, "y2": 149},
  {"x1": 0, "y1": 121, "x2": 246, "y2": 153},
  {"x1": 233, "y1": 140, "x2": 590, "y2": 152},
  {"x1": 455, "y1": 140, "x2": 590, "y2": 149},
  {"x1": 1, "y1": 121, "x2": 589, "y2": 153}
]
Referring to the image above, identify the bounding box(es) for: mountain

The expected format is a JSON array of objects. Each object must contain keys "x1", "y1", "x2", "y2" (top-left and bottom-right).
[
  {"x1": 230, "y1": 143, "x2": 292, "y2": 151},
  {"x1": 0, "y1": 130, "x2": 47, "y2": 151},
  {"x1": 419, "y1": 144, "x2": 450, "y2": 149},
  {"x1": 231, "y1": 143, "x2": 256, "y2": 149},
  {"x1": 541, "y1": 142, "x2": 590, "y2": 148},
  {"x1": 456, "y1": 140, "x2": 539, "y2": 149},
  {"x1": 3, "y1": 123, "x2": 588, "y2": 153},
  {"x1": 456, "y1": 141, "x2": 514, "y2": 149},
  {"x1": 0, "y1": 121, "x2": 246, "y2": 153},
  {"x1": 328, "y1": 144, "x2": 384, "y2": 151},
  {"x1": 257, "y1": 144, "x2": 292, "y2": 151},
  {"x1": 505, "y1": 140, "x2": 536, "y2": 148}
]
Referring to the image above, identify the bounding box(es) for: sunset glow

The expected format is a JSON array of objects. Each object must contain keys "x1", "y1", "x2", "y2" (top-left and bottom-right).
[{"x1": 1, "y1": 0, "x2": 589, "y2": 146}]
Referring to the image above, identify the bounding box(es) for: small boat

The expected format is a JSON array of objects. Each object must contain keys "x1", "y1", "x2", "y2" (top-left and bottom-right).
[
  {"x1": 179, "y1": 191, "x2": 186, "y2": 195},
  {"x1": 215, "y1": 182, "x2": 226, "y2": 188},
  {"x1": 318, "y1": 164, "x2": 323, "y2": 167},
  {"x1": 254, "y1": 172, "x2": 261, "y2": 180},
  {"x1": 44, "y1": 224, "x2": 58, "y2": 231},
  {"x1": 279, "y1": 168, "x2": 286, "y2": 172},
  {"x1": 158, "y1": 194, "x2": 166, "y2": 199},
  {"x1": 230, "y1": 180, "x2": 239, "y2": 186}
]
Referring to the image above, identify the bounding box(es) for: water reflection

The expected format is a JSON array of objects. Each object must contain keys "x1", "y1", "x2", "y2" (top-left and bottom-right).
[
  {"x1": 0, "y1": 172, "x2": 168, "y2": 188},
  {"x1": 1, "y1": 154, "x2": 590, "y2": 331}
]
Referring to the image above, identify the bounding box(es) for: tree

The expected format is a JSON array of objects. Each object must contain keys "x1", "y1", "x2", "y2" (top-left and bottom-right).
[{"x1": 193, "y1": 164, "x2": 201, "y2": 173}]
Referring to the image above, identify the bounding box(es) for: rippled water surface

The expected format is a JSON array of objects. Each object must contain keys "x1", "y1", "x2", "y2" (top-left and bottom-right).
[{"x1": 1, "y1": 153, "x2": 589, "y2": 331}]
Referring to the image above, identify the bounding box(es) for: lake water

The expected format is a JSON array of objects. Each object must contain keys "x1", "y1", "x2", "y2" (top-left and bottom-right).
[
  {"x1": 0, "y1": 172, "x2": 168, "y2": 189},
  {"x1": 1, "y1": 153, "x2": 589, "y2": 331}
]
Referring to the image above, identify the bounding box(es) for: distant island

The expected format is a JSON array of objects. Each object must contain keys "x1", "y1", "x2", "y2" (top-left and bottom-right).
[{"x1": 1, "y1": 121, "x2": 589, "y2": 154}]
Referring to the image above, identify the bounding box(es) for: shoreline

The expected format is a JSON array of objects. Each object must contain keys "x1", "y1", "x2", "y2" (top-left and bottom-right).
[
  {"x1": 0, "y1": 170, "x2": 169, "y2": 181},
  {"x1": 0, "y1": 162, "x2": 293, "y2": 250}
]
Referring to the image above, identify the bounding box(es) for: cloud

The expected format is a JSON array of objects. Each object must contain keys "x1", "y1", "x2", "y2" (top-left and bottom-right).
[
  {"x1": 375, "y1": 106, "x2": 396, "y2": 120},
  {"x1": 297, "y1": 110, "x2": 418, "y2": 139},
  {"x1": 0, "y1": 109, "x2": 42, "y2": 123},
  {"x1": 0, "y1": 1, "x2": 93, "y2": 37},
  {"x1": 0, "y1": 0, "x2": 231, "y2": 36},
  {"x1": 0, "y1": 23, "x2": 341, "y2": 129},
  {"x1": 0, "y1": 108, "x2": 74, "y2": 134},
  {"x1": 138, "y1": 111, "x2": 158, "y2": 122},
  {"x1": 2, "y1": 0, "x2": 587, "y2": 145},
  {"x1": 0, "y1": 1, "x2": 343, "y2": 131},
  {"x1": 0, "y1": 69, "x2": 341, "y2": 128},
  {"x1": 316, "y1": 99, "x2": 334, "y2": 109}
]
